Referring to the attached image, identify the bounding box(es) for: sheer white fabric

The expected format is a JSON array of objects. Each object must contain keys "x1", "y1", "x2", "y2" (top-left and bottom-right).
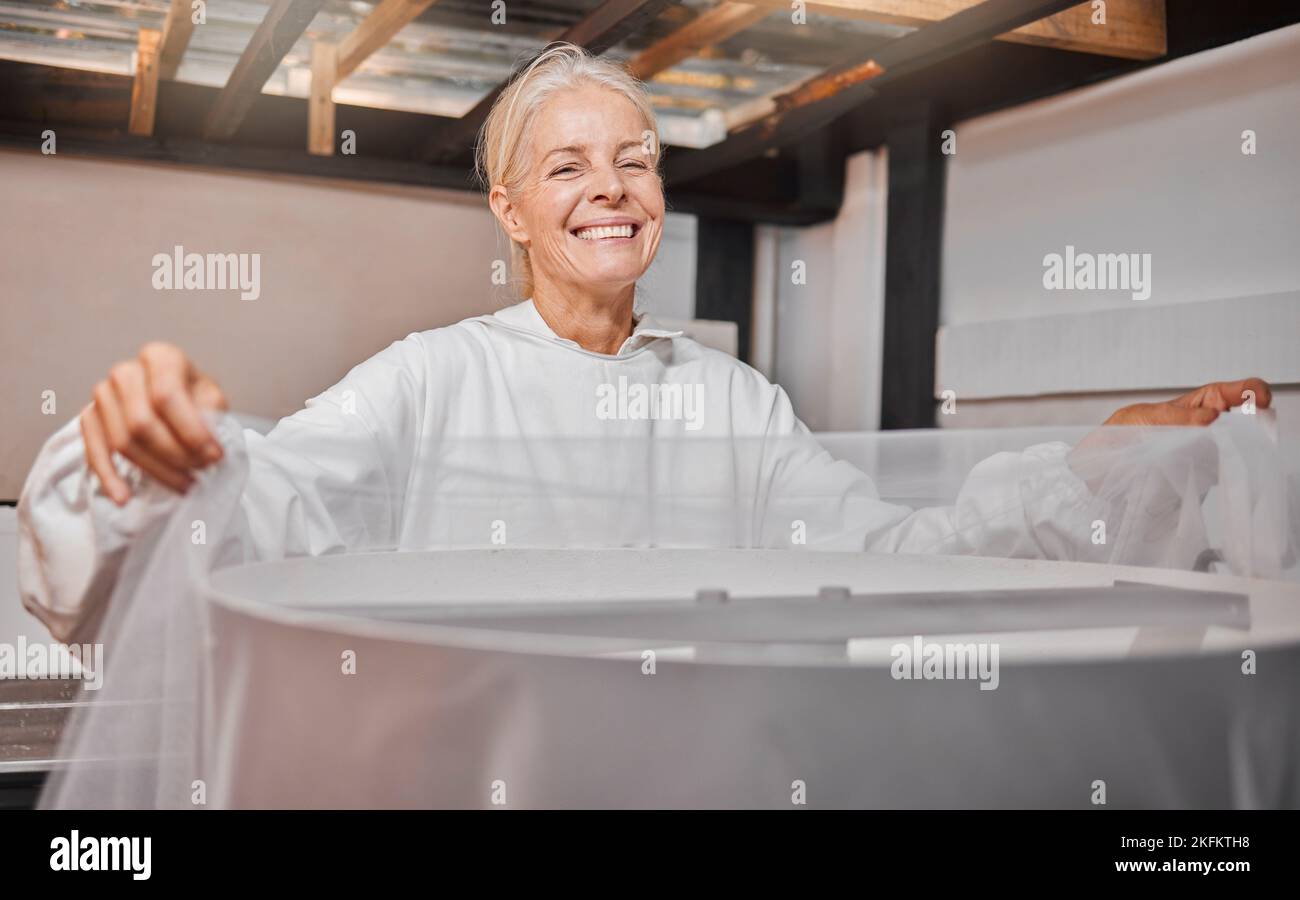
[{"x1": 31, "y1": 408, "x2": 1298, "y2": 808}]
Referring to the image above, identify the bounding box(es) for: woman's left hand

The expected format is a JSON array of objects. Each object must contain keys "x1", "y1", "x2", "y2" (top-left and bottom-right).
[{"x1": 1103, "y1": 377, "x2": 1272, "y2": 426}]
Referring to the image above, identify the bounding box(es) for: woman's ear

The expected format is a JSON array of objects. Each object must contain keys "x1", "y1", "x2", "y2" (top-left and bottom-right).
[{"x1": 488, "y1": 185, "x2": 530, "y2": 246}]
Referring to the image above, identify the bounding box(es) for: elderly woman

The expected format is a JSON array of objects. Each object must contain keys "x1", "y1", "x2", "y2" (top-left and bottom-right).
[{"x1": 18, "y1": 43, "x2": 1271, "y2": 643}]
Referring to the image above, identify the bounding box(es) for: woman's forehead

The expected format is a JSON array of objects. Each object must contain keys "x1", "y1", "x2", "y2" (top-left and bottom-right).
[{"x1": 531, "y1": 88, "x2": 649, "y2": 145}]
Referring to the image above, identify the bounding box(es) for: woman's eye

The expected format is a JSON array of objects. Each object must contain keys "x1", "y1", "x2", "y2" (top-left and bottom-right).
[{"x1": 549, "y1": 160, "x2": 647, "y2": 176}]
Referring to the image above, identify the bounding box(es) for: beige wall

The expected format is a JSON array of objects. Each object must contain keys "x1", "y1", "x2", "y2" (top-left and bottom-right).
[
  {"x1": 0, "y1": 150, "x2": 499, "y2": 496},
  {"x1": 0, "y1": 149, "x2": 697, "y2": 497}
]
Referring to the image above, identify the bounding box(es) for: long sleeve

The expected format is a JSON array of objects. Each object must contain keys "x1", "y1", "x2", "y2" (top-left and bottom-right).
[{"x1": 17, "y1": 335, "x2": 427, "y2": 643}]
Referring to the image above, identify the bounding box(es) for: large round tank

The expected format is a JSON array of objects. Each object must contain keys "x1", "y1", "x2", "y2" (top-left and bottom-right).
[{"x1": 203, "y1": 548, "x2": 1300, "y2": 808}]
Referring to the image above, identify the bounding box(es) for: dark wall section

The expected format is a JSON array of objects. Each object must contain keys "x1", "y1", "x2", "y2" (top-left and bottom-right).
[
  {"x1": 880, "y1": 108, "x2": 948, "y2": 430},
  {"x1": 693, "y1": 218, "x2": 755, "y2": 364}
]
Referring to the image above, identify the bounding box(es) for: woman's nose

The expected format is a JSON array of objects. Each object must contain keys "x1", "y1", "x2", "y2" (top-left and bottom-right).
[{"x1": 586, "y1": 165, "x2": 627, "y2": 204}]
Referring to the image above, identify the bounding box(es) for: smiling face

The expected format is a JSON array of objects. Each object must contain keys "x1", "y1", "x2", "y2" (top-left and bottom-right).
[{"x1": 489, "y1": 83, "x2": 665, "y2": 301}]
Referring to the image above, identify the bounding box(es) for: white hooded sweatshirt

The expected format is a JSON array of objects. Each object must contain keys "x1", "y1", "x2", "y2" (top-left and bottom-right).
[{"x1": 18, "y1": 299, "x2": 1188, "y2": 643}]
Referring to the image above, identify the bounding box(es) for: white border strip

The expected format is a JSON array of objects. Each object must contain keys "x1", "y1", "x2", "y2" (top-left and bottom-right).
[{"x1": 936, "y1": 291, "x2": 1300, "y2": 400}]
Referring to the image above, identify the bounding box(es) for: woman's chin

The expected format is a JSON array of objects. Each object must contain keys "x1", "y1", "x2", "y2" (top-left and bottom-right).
[{"x1": 574, "y1": 269, "x2": 646, "y2": 291}]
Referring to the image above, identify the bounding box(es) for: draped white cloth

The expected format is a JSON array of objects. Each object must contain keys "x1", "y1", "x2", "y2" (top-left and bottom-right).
[
  {"x1": 19, "y1": 299, "x2": 1271, "y2": 645},
  {"x1": 14, "y1": 300, "x2": 1297, "y2": 808}
]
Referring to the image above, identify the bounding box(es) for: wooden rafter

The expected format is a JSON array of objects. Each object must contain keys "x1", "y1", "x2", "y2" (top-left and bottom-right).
[
  {"x1": 745, "y1": 0, "x2": 1166, "y2": 60},
  {"x1": 157, "y1": 0, "x2": 197, "y2": 80},
  {"x1": 421, "y1": 0, "x2": 678, "y2": 164},
  {"x1": 337, "y1": 0, "x2": 440, "y2": 81},
  {"x1": 770, "y1": 59, "x2": 886, "y2": 114},
  {"x1": 203, "y1": 0, "x2": 327, "y2": 142},
  {"x1": 628, "y1": 2, "x2": 769, "y2": 80},
  {"x1": 128, "y1": 28, "x2": 162, "y2": 136},
  {"x1": 309, "y1": 42, "x2": 337, "y2": 156},
  {"x1": 560, "y1": 0, "x2": 679, "y2": 53}
]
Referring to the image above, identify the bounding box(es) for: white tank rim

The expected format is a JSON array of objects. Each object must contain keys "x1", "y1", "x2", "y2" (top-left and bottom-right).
[{"x1": 205, "y1": 548, "x2": 1300, "y2": 666}]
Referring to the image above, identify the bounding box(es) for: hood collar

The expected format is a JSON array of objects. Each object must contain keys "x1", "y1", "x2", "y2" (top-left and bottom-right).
[{"x1": 491, "y1": 298, "x2": 683, "y2": 357}]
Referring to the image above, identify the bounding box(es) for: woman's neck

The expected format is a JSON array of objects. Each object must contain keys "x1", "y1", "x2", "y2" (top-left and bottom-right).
[{"x1": 532, "y1": 282, "x2": 636, "y2": 355}]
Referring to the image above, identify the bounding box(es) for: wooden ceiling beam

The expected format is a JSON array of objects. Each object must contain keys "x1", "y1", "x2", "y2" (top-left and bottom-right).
[
  {"x1": 128, "y1": 28, "x2": 162, "y2": 136},
  {"x1": 157, "y1": 0, "x2": 198, "y2": 80},
  {"x1": 627, "y1": 2, "x2": 769, "y2": 80},
  {"x1": 202, "y1": 0, "x2": 327, "y2": 142},
  {"x1": 337, "y1": 0, "x2": 440, "y2": 82},
  {"x1": 745, "y1": 0, "x2": 1166, "y2": 59},
  {"x1": 309, "y1": 42, "x2": 337, "y2": 155}
]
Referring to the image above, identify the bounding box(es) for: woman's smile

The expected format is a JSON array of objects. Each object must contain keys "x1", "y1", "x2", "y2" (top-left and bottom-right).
[
  {"x1": 570, "y1": 218, "x2": 643, "y2": 243},
  {"x1": 574, "y1": 219, "x2": 644, "y2": 240}
]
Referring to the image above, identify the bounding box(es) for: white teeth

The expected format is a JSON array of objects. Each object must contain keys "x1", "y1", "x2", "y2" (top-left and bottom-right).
[{"x1": 574, "y1": 224, "x2": 634, "y2": 240}]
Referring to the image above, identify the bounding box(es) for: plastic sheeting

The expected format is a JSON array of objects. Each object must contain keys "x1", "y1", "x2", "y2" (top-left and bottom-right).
[{"x1": 40, "y1": 411, "x2": 1300, "y2": 808}]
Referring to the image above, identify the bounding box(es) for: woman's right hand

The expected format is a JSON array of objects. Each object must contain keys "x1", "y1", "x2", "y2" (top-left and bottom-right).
[{"x1": 80, "y1": 342, "x2": 229, "y2": 506}]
